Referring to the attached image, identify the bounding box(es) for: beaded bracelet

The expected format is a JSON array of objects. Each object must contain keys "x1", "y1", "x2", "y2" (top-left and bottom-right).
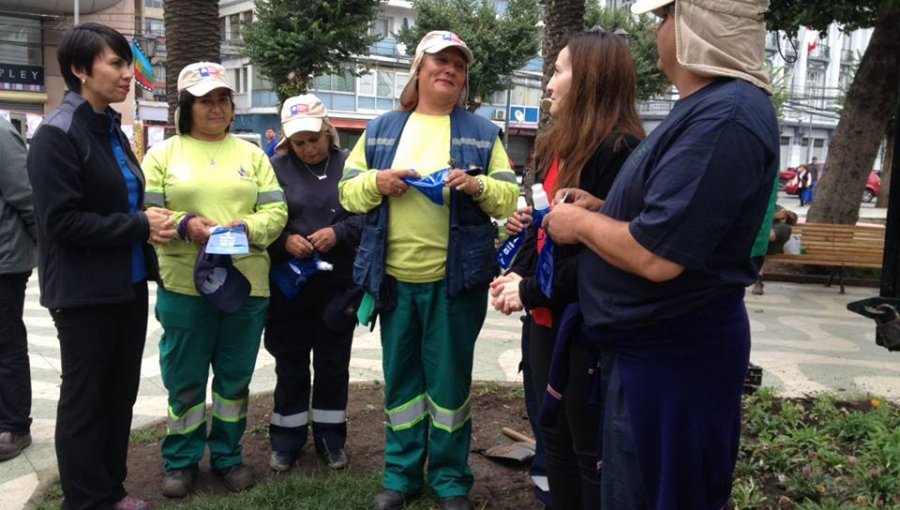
[{"x1": 178, "y1": 213, "x2": 196, "y2": 241}]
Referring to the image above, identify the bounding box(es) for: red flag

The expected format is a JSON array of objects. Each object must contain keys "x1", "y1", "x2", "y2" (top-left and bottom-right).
[{"x1": 807, "y1": 39, "x2": 818, "y2": 54}]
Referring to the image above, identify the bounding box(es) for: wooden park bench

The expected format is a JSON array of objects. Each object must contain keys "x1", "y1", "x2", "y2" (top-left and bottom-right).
[{"x1": 766, "y1": 222, "x2": 885, "y2": 293}]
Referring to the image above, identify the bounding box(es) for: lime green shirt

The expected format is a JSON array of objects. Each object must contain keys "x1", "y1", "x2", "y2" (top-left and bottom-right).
[
  {"x1": 339, "y1": 112, "x2": 519, "y2": 283},
  {"x1": 143, "y1": 134, "x2": 287, "y2": 297}
]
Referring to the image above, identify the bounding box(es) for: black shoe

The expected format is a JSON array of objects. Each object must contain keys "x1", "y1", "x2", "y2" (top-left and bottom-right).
[
  {"x1": 438, "y1": 497, "x2": 473, "y2": 510},
  {"x1": 320, "y1": 447, "x2": 349, "y2": 469},
  {"x1": 161, "y1": 465, "x2": 198, "y2": 498},
  {"x1": 0, "y1": 431, "x2": 31, "y2": 462},
  {"x1": 269, "y1": 451, "x2": 295, "y2": 472},
  {"x1": 370, "y1": 490, "x2": 410, "y2": 510}
]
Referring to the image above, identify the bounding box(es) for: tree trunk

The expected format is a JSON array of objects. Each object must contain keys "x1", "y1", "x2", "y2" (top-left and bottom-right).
[
  {"x1": 807, "y1": 6, "x2": 900, "y2": 224},
  {"x1": 164, "y1": 0, "x2": 222, "y2": 125},
  {"x1": 877, "y1": 116, "x2": 895, "y2": 209}
]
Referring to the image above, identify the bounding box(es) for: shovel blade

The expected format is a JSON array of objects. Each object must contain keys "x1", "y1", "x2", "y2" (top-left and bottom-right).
[{"x1": 484, "y1": 441, "x2": 535, "y2": 463}]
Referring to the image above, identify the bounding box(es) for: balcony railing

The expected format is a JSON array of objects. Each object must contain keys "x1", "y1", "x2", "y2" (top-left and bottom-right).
[{"x1": 808, "y1": 44, "x2": 830, "y2": 60}]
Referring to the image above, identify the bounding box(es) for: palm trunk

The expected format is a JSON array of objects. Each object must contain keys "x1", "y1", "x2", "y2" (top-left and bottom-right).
[{"x1": 164, "y1": 0, "x2": 222, "y2": 125}]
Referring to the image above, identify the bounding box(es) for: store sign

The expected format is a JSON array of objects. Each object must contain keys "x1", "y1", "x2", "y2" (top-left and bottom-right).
[
  {"x1": 0, "y1": 64, "x2": 45, "y2": 91},
  {"x1": 509, "y1": 106, "x2": 539, "y2": 125}
]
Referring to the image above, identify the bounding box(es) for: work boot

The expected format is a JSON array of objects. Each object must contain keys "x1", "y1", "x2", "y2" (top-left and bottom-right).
[
  {"x1": 320, "y1": 447, "x2": 349, "y2": 470},
  {"x1": 161, "y1": 465, "x2": 197, "y2": 498},
  {"x1": 269, "y1": 451, "x2": 295, "y2": 472},
  {"x1": 214, "y1": 463, "x2": 255, "y2": 492},
  {"x1": 0, "y1": 431, "x2": 31, "y2": 461},
  {"x1": 438, "y1": 497, "x2": 473, "y2": 510},
  {"x1": 112, "y1": 496, "x2": 151, "y2": 510},
  {"x1": 370, "y1": 490, "x2": 409, "y2": 510}
]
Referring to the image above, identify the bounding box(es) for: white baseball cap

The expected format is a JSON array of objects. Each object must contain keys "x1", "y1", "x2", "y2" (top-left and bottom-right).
[
  {"x1": 399, "y1": 31, "x2": 474, "y2": 109},
  {"x1": 275, "y1": 94, "x2": 340, "y2": 154},
  {"x1": 177, "y1": 62, "x2": 234, "y2": 96}
]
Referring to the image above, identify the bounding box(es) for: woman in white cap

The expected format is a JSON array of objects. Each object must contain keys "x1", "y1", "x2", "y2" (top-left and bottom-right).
[
  {"x1": 264, "y1": 94, "x2": 363, "y2": 472},
  {"x1": 340, "y1": 30, "x2": 518, "y2": 510},
  {"x1": 143, "y1": 61, "x2": 287, "y2": 498}
]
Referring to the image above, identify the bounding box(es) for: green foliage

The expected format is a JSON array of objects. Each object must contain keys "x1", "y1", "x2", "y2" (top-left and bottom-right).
[
  {"x1": 241, "y1": 0, "x2": 382, "y2": 102},
  {"x1": 736, "y1": 393, "x2": 900, "y2": 508},
  {"x1": 583, "y1": 5, "x2": 669, "y2": 101},
  {"x1": 766, "y1": 0, "x2": 890, "y2": 36},
  {"x1": 396, "y1": 0, "x2": 541, "y2": 111}
]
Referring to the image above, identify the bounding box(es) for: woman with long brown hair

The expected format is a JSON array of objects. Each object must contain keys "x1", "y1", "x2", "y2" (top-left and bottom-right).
[{"x1": 490, "y1": 28, "x2": 645, "y2": 509}]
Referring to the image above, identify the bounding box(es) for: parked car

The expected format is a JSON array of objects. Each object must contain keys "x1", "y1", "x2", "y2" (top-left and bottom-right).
[
  {"x1": 779, "y1": 166, "x2": 797, "y2": 189},
  {"x1": 784, "y1": 169, "x2": 881, "y2": 203}
]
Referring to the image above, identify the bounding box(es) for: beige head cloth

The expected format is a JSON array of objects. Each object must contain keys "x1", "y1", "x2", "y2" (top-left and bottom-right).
[
  {"x1": 633, "y1": 0, "x2": 773, "y2": 94},
  {"x1": 399, "y1": 30, "x2": 474, "y2": 109}
]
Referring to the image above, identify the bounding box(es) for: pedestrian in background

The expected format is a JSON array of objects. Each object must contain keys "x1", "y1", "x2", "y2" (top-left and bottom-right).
[
  {"x1": 265, "y1": 94, "x2": 363, "y2": 472},
  {"x1": 0, "y1": 116, "x2": 36, "y2": 463},
  {"x1": 490, "y1": 28, "x2": 644, "y2": 510},
  {"x1": 542, "y1": 0, "x2": 779, "y2": 507},
  {"x1": 143, "y1": 61, "x2": 287, "y2": 498},
  {"x1": 27, "y1": 22, "x2": 175, "y2": 510},
  {"x1": 264, "y1": 127, "x2": 278, "y2": 157},
  {"x1": 340, "y1": 30, "x2": 518, "y2": 510}
]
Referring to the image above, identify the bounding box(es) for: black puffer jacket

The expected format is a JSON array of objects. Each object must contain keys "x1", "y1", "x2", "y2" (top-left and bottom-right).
[{"x1": 27, "y1": 91, "x2": 159, "y2": 309}]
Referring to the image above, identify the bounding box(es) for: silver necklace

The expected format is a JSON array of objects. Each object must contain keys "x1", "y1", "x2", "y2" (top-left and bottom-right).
[
  {"x1": 196, "y1": 137, "x2": 226, "y2": 167},
  {"x1": 301, "y1": 154, "x2": 330, "y2": 180}
]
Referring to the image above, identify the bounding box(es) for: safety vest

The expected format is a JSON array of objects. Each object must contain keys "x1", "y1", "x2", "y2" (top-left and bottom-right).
[{"x1": 354, "y1": 107, "x2": 499, "y2": 300}]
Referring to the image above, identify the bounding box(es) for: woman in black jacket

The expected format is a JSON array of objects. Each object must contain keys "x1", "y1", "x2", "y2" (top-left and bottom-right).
[
  {"x1": 489, "y1": 29, "x2": 645, "y2": 510},
  {"x1": 264, "y1": 94, "x2": 363, "y2": 472},
  {"x1": 27, "y1": 23, "x2": 175, "y2": 510}
]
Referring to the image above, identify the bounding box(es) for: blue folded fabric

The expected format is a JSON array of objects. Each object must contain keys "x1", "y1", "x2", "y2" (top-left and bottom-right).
[{"x1": 402, "y1": 168, "x2": 450, "y2": 205}]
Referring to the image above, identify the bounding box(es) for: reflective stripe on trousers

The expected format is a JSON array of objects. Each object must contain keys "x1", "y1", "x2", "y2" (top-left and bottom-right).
[
  {"x1": 212, "y1": 392, "x2": 248, "y2": 423},
  {"x1": 167, "y1": 401, "x2": 206, "y2": 435},
  {"x1": 384, "y1": 394, "x2": 428, "y2": 431}
]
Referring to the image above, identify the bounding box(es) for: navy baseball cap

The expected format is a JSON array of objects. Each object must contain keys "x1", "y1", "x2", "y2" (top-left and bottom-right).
[{"x1": 194, "y1": 249, "x2": 251, "y2": 313}]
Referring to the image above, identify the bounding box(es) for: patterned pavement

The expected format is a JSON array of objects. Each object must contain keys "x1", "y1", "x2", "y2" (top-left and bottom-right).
[{"x1": 2, "y1": 278, "x2": 899, "y2": 509}]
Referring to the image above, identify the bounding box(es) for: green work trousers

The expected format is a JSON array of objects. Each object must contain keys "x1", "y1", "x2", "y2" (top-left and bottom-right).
[
  {"x1": 379, "y1": 279, "x2": 487, "y2": 498},
  {"x1": 156, "y1": 288, "x2": 268, "y2": 471}
]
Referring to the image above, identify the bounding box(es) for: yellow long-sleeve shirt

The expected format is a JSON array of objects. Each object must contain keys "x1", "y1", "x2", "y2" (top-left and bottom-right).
[
  {"x1": 143, "y1": 134, "x2": 287, "y2": 297},
  {"x1": 339, "y1": 112, "x2": 519, "y2": 283}
]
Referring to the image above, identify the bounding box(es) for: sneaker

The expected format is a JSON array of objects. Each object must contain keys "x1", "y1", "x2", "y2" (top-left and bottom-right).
[
  {"x1": 214, "y1": 463, "x2": 255, "y2": 492},
  {"x1": 320, "y1": 448, "x2": 349, "y2": 470},
  {"x1": 113, "y1": 496, "x2": 151, "y2": 510},
  {"x1": 0, "y1": 431, "x2": 31, "y2": 462},
  {"x1": 751, "y1": 282, "x2": 764, "y2": 295},
  {"x1": 269, "y1": 451, "x2": 295, "y2": 472},
  {"x1": 161, "y1": 465, "x2": 197, "y2": 498}
]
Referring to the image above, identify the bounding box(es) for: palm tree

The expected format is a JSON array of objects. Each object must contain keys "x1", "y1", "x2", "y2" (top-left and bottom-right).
[
  {"x1": 541, "y1": 0, "x2": 586, "y2": 91},
  {"x1": 164, "y1": 0, "x2": 221, "y2": 124}
]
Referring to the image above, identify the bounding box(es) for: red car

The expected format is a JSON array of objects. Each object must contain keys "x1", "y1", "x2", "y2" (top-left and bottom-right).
[{"x1": 783, "y1": 168, "x2": 881, "y2": 202}]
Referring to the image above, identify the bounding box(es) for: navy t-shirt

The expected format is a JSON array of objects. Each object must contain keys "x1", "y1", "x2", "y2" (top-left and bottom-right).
[{"x1": 579, "y1": 79, "x2": 779, "y2": 329}]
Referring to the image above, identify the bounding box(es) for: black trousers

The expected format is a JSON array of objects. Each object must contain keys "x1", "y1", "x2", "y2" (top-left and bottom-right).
[
  {"x1": 530, "y1": 321, "x2": 602, "y2": 510},
  {"x1": 0, "y1": 271, "x2": 31, "y2": 434},
  {"x1": 51, "y1": 283, "x2": 148, "y2": 510},
  {"x1": 264, "y1": 282, "x2": 353, "y2": 456}
]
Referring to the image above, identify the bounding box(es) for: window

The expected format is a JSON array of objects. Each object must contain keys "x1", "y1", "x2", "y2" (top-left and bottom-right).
[
  {"x1": 144, "y1": 18, "x2": 165, "y2": 37},
  {"x1": 313, "y1": 68, "x2": 356, "y2": 93},
  {"x1": 395, "y1": 73, "x2": 409, "y2": 99},
  {"x1": 0, "y1": 16, "x2": 42, "y2": 66},
  {"x1": 780, "y1": 136, "x2": 791, "y2": 146},
  {"x1": 357, "y1": 72, "x2": 375, "y2": 96},
  {"x1": 230, "y1": 68, "x2": 248, "y2": 93},
  {"x1": 152, "y1": 63, "x2": 165, "y2": 83},
  {"x1": 223, "y1": 12, "x2": 251, "y2": 42},
  {"x1": 144, "y1": 0, "x2": 162, "y2": 7},
  {"x1": 370, "y1": 18, "x2": 390, "y2": 38},
  {"x1": 377, "y1": 71, "x2": 394, "y2": 98}
]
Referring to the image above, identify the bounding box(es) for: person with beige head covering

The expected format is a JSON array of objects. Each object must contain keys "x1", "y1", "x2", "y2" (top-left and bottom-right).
[
  {"x1": 263, "y1": 94, "x2": 363, "y2": 473},
  {"x1": 143, "y1": 61, "x2": 287, "y2": 498},
  {"x1": 339, "y1": 30, "x2": 519, "y2": 510},
  {"x1": 540, "y1": 1, "x2": 779, "y2": 508}
]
